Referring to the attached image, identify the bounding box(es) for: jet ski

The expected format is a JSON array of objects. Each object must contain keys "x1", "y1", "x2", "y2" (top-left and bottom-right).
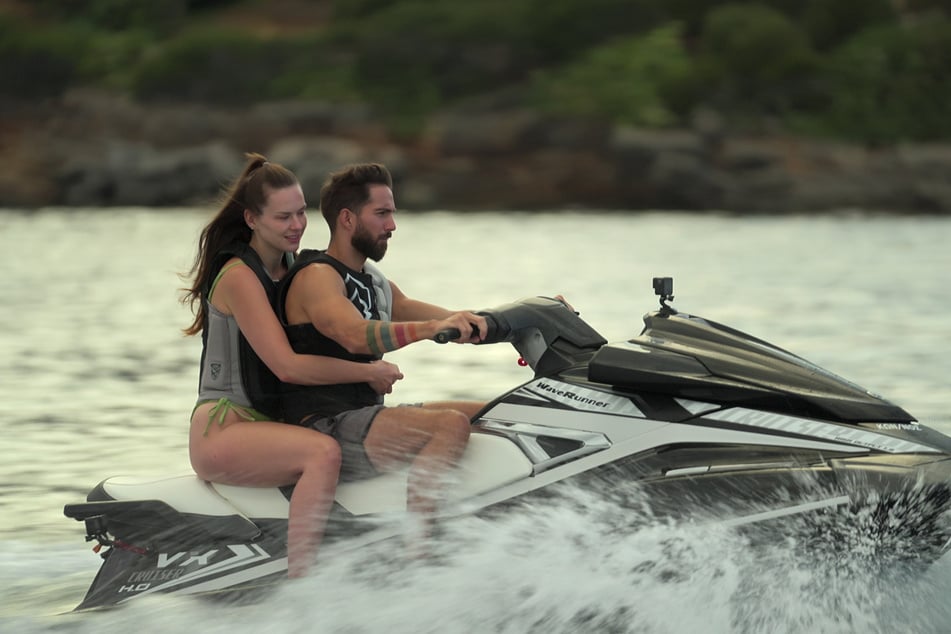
[{"x1": 63, "y1": 277, "x2": 951, "y2": 611}]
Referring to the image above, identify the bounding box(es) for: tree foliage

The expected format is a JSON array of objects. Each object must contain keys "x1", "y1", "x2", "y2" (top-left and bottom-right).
[
  {"x1": 531, "y1": 24, "x2": 691, "y2": 127},
  {"x1": 796, "y1": 20, "x2": 951, "y2": 143},
  {"x1": 0, "y1": 15, "x2": 83, "y2": 98},
  {"x1": 3, "y1": 0, "x2": 950, "y2": 142}
]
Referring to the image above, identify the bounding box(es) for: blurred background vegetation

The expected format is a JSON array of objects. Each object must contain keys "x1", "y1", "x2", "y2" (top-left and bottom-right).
[{"x1": 2, "y1": 0, "x2": 950, "y2": 144}]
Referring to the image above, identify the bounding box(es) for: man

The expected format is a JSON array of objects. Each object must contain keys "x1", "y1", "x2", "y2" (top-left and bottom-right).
[{"x1": 278, "y1": 162, "x2": 487, "y2": 524}]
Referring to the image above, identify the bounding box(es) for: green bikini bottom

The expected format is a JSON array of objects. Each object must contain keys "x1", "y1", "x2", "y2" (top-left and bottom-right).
[{"x1": 195, "y1": 397, "x2": 272, "y2": 436}]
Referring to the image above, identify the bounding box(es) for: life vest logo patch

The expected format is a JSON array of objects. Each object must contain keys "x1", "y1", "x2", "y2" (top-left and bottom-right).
[{"x1": 344, "y1": 273, "x2": 374, "y2": 319}]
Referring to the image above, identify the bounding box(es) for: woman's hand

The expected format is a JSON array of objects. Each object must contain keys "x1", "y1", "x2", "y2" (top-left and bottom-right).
[
  {"x1": 368, "y1": 359, "x2": 404, "y2": 394},
  {"x1": 554, "y1": 295, "x2": 575, "y2": 312}
]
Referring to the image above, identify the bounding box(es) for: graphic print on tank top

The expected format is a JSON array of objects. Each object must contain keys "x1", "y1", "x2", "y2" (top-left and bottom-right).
[{"x1": 345, "y1": 273, "x2": 375, "y2": 318}]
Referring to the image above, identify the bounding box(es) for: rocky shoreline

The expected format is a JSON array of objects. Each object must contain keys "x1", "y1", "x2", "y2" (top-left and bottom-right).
[{"x1": 4, "y1": 90, "x2": 951, "y2": 213}]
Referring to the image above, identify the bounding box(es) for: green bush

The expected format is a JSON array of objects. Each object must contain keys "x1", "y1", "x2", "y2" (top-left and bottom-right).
[
  {"x1": 334, "y1": 0, "x2": 660, "y2": 63},
  {"x1": 269, "y1": 36, "x2": 360, "y2": 102},
  {"x1": 0, "y1": 16, "x2": 85, "y2": 99},
  {"x1": 7, "y1": 0, "x2": 949, "y2": 144},
  {"x1": 900, "y1": 0, "x2": 951, "y2": 14},
  {"x1": 531, "y1": 24, "x2": 691, "y2": 127},
  {"x1": 700, "y1": 4, "x2": 815, "y2": 79},
  {"x1": 800, "y1": 0, "x2": 896, "y2": 51},
  {"x1": 130, "y1": 27, "x2": 291, "y2": 103},
  {"x1": 186, "y1": 0, "x2": 244, "y2": 9},
  {"x1": 521, "y1": 0, "x2": 665, "y2": 64},
  {"x1": 795, "y1": 20, "x2": 951, "y2": 143},
  {"x1": 689, "y1": 3, "x2": 818, "y2": 116},
  {"x1": 662, "y1": 0, "x2": 731, "y2": 37},
  {"x1": 330, "y1": 0, "x2": 400, "y2": 20},
  {"x1": 659, "y1": 0, "x2": 801, "y2": 37},
  {"x1": 128, "y1": 28, "x2": 364, "y2": 105},
  {"x1": 345, "y1": 1, "x2": 534, "y2": 130},
  {"x1": 77, "y1": 29, "x2": 157, "y2": 91},
  {"x1": 35, "y1": 0, "x2": 187, "y2": 32},
  {"x1": 351, "y1": 2, "x2": 529, "y2": 89}
]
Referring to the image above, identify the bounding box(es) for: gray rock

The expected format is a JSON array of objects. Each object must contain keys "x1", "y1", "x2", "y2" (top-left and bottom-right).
[
  {"x1": 57, "y1": 141, "x2": 242, "y2": 207},
  {"x1": 3, "y1": 92, "x2": 950, "y2": 213}
]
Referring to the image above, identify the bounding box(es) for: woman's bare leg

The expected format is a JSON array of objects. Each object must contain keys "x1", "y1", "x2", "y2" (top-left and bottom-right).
[{"x1": 190, "y1": 403, "x2": 341, "y2": 578}]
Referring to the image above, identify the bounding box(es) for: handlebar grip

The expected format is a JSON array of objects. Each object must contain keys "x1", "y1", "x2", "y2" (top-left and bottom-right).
[{"x1": 434, "y1": 328, "x2": 461, "y2": 344}]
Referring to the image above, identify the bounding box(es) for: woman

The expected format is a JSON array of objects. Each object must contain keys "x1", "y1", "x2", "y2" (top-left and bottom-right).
[{"x1": 181, "y1": 153, "x2": 403, "y2": 578}]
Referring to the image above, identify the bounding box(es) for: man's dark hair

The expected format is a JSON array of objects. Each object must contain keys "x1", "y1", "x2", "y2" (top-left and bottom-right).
[{"x1": 320, "y1": 163, "x2": 393, "y2": 232}]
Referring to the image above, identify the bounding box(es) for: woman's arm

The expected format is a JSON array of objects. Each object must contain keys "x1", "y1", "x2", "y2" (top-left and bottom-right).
[{"x1": 215, "y1": 264, "x2": 401, "y2": 388}]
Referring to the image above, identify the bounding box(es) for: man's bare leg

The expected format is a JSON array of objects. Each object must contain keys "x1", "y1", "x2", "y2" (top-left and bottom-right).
[
  {"x1": 421, "y1": 400, "x2": 486, "y2": 421},
  {"x1": 362, "y1": 405, "x2": 471, "y2": 517}
]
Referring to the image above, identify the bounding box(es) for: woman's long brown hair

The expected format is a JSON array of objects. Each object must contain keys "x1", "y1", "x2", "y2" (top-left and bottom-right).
[{"x1": 180, "y1": 152, "x2": 297, "y2": 336}]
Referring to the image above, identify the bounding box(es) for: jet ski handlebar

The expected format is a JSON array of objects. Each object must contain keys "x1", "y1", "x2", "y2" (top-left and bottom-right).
[
  {"x1": 433, "y1": 324, "x2": 482, "y2": 344},
  {"x1": 433, "y1": 296, "x2": 571, "y2": 345},
  {"x1": 433, "y1": 296, "x2": 607, "y2": 374},
  {"x1": 432, "y1": 316, "x2": 495, "y2": 344},
  {"x1": 435, "y1": 278, "x2": 675, "y2": 347}
]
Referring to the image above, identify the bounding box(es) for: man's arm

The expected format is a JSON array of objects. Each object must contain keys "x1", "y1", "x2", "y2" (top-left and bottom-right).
[
  {"x1": 389, "y1": 280, "x2": 487, "y2": 343},
  {"x1": 389, "y1": 280, "x2": 453, "y2": 321},
  {"x1": 287, "y1": 264, "x2": 484, "y2": 355}
]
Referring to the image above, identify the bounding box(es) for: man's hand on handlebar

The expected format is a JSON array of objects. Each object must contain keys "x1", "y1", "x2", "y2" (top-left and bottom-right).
[{"x1": 433, "y1": 311, "x2": 487, "y2": 344}]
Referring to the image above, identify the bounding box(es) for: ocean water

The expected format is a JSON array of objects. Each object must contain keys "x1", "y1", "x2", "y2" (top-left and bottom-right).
[{"x1": 1, "y1": 208, "x2": 949, "y2": 632}]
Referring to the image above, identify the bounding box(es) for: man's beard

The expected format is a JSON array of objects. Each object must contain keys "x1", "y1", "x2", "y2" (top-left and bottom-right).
[{"x1": 352, "y1": 223, "x2": 388, "y2": 262}]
